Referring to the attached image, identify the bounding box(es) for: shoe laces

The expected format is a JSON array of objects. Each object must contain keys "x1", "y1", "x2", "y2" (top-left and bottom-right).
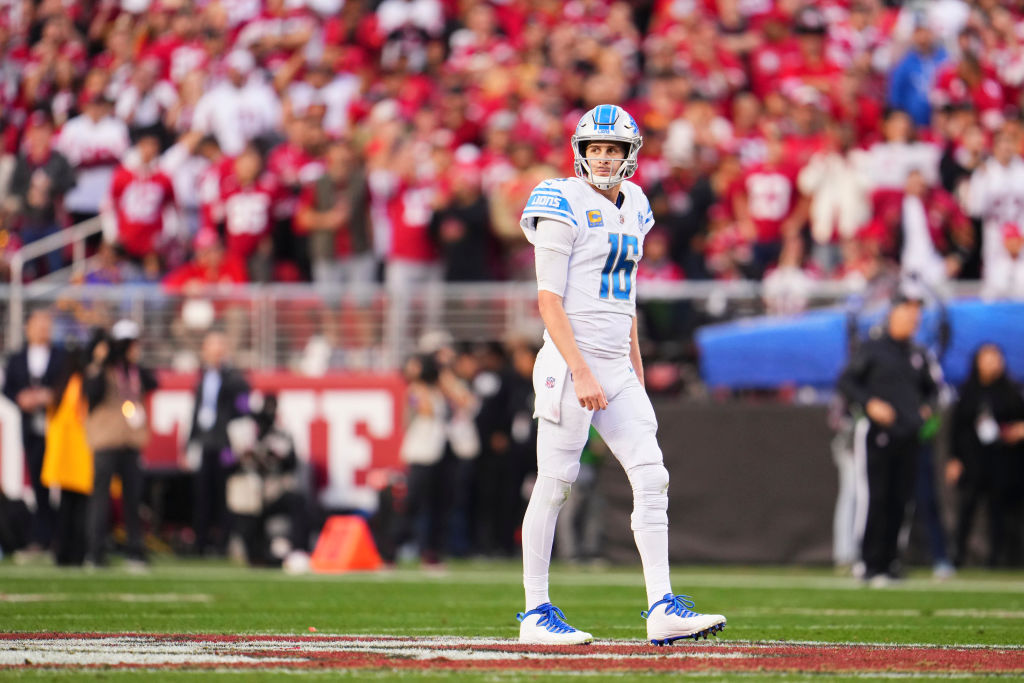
[
  {"x1": 516, "y1": 603, "x2": 577, "y2": 634},
  {"x1": 642, "y1": 593, "x2": 698, "y2": 620}
]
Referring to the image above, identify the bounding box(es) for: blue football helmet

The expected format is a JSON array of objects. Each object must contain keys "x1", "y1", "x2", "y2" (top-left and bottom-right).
[{"x1": 571, "y1": 104, "x2": 643, "y2": 190}]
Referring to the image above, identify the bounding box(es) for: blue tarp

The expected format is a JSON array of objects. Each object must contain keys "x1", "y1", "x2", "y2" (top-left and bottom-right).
[{"x1": 697, "y1": 300, "x2": 1024, "y2": 390}]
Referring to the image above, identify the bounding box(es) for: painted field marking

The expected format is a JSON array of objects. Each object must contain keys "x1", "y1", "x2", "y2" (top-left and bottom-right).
[
  {"x1": 0, "y1": 593, "x2": 213, "y2": 603},
  {"x1": 0, "y1": 634, "x2": 1022, "y2": 674}
]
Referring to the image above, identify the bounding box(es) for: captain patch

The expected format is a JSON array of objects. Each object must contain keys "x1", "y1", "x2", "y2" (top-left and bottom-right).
[{"x1": 586, "y1": 210, "x2": 604, "y2": 228}]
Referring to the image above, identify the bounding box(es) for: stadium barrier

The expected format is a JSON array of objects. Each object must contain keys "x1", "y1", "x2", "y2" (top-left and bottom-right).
[{"x1": 1, "y1": 372, "x2": 405, "y2": 512}]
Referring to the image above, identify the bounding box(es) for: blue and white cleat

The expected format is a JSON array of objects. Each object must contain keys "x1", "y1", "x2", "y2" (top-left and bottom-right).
[
  {"x1": 642, "y1": 593, "x2": 726, "y2": 645},
  {"x1": 517, "y1": 603, "x2": 594, "y2": 645}
]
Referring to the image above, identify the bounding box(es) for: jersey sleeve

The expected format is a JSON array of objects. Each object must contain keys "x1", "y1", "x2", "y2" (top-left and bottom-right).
[
  {"x1": 640, "y1": 192, "x2": 655, "y2": 235},
  {"x1": 520, "y1": 180, "x2": 579, "y2": 244}
]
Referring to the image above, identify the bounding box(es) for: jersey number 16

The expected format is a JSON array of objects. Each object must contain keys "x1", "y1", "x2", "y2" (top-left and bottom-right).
[{"x1": 600, "y1": 233, "x2": 639, "y2": 301}]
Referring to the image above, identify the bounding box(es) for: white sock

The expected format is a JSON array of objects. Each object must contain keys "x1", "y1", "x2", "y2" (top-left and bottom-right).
[
  {"x1": 634, "y1": 528, "x2": 672, "y2": 608},
  {"x1": 522, "y1": 475, "x2": 571, "y2": 611}
]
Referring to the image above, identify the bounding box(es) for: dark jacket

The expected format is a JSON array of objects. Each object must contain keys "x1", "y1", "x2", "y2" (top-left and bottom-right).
[
  {"x1": 188, "y1": 365, "x2": 251, "y2": 449},
  {"x1": 951, "y1": 368, "x2": 1024, "y2": 490},
  {"x1": 9, "y1": 150, "x2": 75, "y2": 228},
  {"x1": 838, "y1": 333, "x2": 938, "y2": 440},
  {"x1": 2, "y1": 344, "x2": 67, "y2": 443}
]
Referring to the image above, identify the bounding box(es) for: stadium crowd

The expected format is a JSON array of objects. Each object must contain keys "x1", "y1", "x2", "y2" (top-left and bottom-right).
[{"x1": 0, "y1": 0, "x2": 1023, "y2": 301}]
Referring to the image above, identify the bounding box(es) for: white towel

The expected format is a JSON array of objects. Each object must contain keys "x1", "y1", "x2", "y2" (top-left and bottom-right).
[{"x1": 532, "y1": 342, "x2": 570, "y2": 424}]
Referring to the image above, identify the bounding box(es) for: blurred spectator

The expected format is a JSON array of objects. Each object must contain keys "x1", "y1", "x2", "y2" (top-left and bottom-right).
[
  {"x1": 294, "y1": 137, "x2": 373, "y2": 287},
  {"x1": 798, "y1": 121, "x2": 871, "y2": 275},
  {"x1": 748, "y1": 8, "x2": 796, "y2": 101},
  {"x1": 163, "y1": 229, "x2": 248, "y2": 293},
  {"x1": 939, "y1": 116, "x2": 986, "y2": 204},
  {"x1": 211, "y1": 143, "x2": 278, "y2": 282},
  {"x1": 83, "y1": 320, "x2": 157, "y2": 567},
  {"x1": 472, "y1": 342, "x2": 517, "y2": 557},
  {"x1": 56, "y1": 94, "x2": 130, "y2": 226},
  {"x1": 967, "y1": 128, "x2": 1024, "y2": 294},
  {"x1": 932, "y1": 30, "x2": 1006, "y2": 132},
  {"x1": 104, "y1": 128, "x2": 179, "y2": 261},
  {"x1": 158, "y1": 132, "x2": 219, "y2": 239},
  {"x1": 85, "y1": 241, "x2": 146, "y2": 285},
  {"x1": 2, "y1": 309, "x2": 66, "y2": 552},
  {"x1": 636, "y1": 226, "x2": 687, "y2": 342},
  {"x1": 439, "y1": 345, "x2": 481, "y2": 557},
  {"x1": 394, "y1": 353, "x2": 450, "y2": 566},
  {"x1": 41, "y1": 335, "x2": 96, "y2": 567},
  {"x1": 732, "y1": 132, "x2": 807, "y2": 275},
  {"x1": 283, "y1": 59, "x2": 361, "y2": 138},
  {"x1": 982, "y1": 223, "x2": 1024, "y2": 300},
  {"x1": 864, "y1": 109, "x2": 942, "y2": 198},
  {"x1": 428, "y1": 158, "x2": 496, "y2": 281},
  {"x1": 114, "y1": 56, "x2": 178, "y2": 142},
  {"x1": 267, "y1": 111, "x2": 325, "y2": 276},
  {"x1": 947, "y1": 343, "x2": 1024, "y2": 567},
  {"x1": 191, "y1": 49, "x2": 280, "y2": 156},
  {"x1": 782, "y1": 7, "x2": 842, "y2": 103},
  {"x1": 503, "y1": 339, "x2": 538, "y2": 524},
  {"x1": 187, "y1": 330, "x2": 251, "y2": 556},
  {"x1": 5, "y1": 110, "x2": 75, "y2": 276},
  {"x1": 887, "y1": 23, "x2": 948, "y2": 127},
  {"x1": 895, "y1": 168, "x2": 971, "y2": 289}
]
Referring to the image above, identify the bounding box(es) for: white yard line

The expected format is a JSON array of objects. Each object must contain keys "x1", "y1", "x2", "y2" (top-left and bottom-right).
[{"x1": 0, "y1": 593, "x2": 213, "y2": 603}]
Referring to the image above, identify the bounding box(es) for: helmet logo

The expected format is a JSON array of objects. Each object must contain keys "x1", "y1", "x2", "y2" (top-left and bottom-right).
[{"x1": 571, "y1": 104, "x2": 643, "y2": 190}]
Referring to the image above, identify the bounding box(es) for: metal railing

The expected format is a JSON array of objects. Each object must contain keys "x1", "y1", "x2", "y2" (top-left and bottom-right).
[
  {"x1": 7, "y1": 217, "x2": 103, "y2": 350},
  {"x1": 0, "y1": 278, "x2": 993, "y2": 371},
  {"x1": 1, "y1": 216, "x2": 999, "y2": 368}
]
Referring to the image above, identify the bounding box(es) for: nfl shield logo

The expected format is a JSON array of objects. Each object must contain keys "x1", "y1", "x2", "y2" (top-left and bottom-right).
[
  {"x1": 545, "y1": 376, "x2": 556, "y2": 389},
  {"x1": 619, "y1": 214, "x2": 625, "y2": 224}
]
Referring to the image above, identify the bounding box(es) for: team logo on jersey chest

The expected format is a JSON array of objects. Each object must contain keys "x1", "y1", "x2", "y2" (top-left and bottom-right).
[{"x1": 587, "y1": 210, "x2": 604, "y2": 228}]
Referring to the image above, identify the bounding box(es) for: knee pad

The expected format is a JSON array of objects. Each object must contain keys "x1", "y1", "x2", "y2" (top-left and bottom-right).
[
  {"x1": 626, "y1": 463, "x2": 669, "y2": 532},
  {"x1": 531, "y1": 474, "x2": 573, "y2": 510},
  {"x1": 537, "y1": 447, "x2": 582, "y2": 484}
]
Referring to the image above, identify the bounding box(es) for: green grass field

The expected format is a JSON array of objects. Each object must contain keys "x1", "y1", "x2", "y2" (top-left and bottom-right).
[{"x1": 1, "y1": 557, "x2": 1023, "y2": 680}]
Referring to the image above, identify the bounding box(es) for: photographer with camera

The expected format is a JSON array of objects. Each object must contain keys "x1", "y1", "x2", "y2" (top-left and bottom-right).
[{"x1": 83, "y1": 320, "x2": 158, "y2": 568}]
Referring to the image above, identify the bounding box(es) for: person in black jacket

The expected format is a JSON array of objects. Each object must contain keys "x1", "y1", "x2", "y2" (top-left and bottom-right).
[
  {"x1": 947, "y1": 344, "x2": 1024, "y2": 567},
  {"x1": 838, "y1": 294, "x2": 938, "y2": 583},
  {"x1": 2, "y1": 309, "x2": 66, "y2": 551},
  {"x1": 188, "y1": 330, "x2": 251, "y2": 555}
]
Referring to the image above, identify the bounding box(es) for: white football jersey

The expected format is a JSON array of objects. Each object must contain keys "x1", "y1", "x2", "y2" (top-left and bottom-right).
[
  {"x1": 56, "y1": 114, "x2": 130, "y2": 214},
  {"x1": 521, "y1": 177, "x2": 655, "y2": 358},
  {"x1": 965, "y1": 156, "x2": 1024, "y2": 278}
]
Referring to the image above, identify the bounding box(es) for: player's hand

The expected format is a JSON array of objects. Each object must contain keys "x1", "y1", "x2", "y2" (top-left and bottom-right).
[
  {"x1": 945, "y1": 459, "x2": 963, "y2": 486},
  {"x1": 571, "y1": 365, "x2": 607, "y2": 411},
  {"x1": 866, "y1": 398, "x2": 896, "y2": 427}
]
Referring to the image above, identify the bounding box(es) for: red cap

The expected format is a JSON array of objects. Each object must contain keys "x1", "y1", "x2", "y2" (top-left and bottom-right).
[{"x1": 194, "y1": 229, "x2": 221, "y2": 250}]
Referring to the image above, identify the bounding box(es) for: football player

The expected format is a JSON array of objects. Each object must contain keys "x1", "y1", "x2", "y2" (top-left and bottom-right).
[{"x1": 517, "y1": 104, "x2": 727, "y2": 646}]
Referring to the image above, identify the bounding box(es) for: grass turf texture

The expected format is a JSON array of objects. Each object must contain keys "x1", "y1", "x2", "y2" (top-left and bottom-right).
[{"x1": 1, "y1": 558, "x2": 1022, "y2": 680}]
